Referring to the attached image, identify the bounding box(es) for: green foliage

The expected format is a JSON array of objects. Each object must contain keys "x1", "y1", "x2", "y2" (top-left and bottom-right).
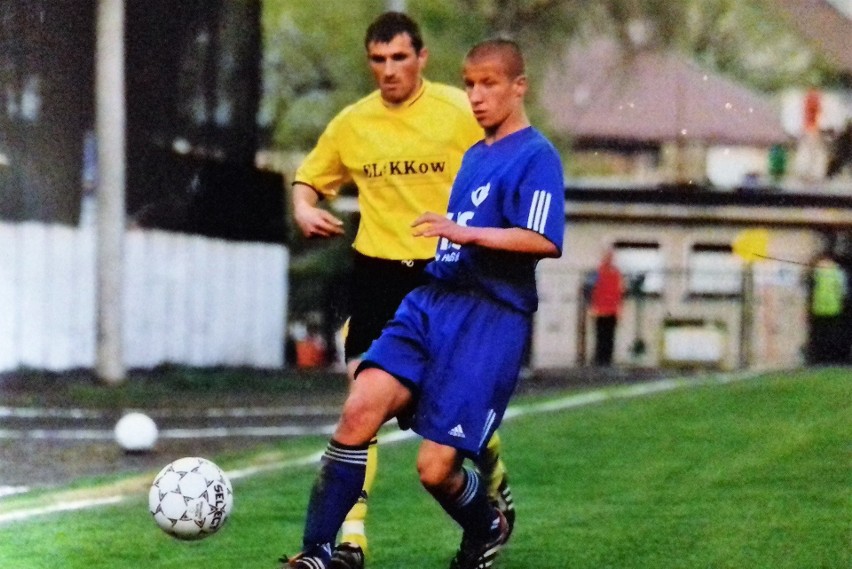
[
  {"x1": 261, "y1": 1, "x2": 378, "y2": 149},
  {"x1": 676, "y1": 0, "x2": 838, "y2": 91},
  {"x1": 261, "y1": 0, "x2": 840, "y2": 152},
  {"x1": 1, "y1": 369, "x2": 849, "y2": 568}
]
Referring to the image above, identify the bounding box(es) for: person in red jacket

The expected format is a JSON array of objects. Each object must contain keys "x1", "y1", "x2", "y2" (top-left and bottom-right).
[{"x1": 590, "y1": 249, "x2": 624, "y2": 366}]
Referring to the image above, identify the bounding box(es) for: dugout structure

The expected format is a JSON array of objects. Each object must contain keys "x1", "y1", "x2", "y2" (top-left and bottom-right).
[{"x1": 0, "y1": 0, "x2": 285, "y2": 243}]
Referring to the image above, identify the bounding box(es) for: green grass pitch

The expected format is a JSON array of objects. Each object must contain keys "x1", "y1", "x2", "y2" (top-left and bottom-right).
[{"x1": 0, "y1": 368, "x2": 849, "y2": 568}]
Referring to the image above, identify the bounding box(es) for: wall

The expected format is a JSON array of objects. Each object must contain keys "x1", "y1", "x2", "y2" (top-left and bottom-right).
[
  {"x1": 533, "y1": 219, "x2": 816, "y2": 371},
  {"x1": 0, "y1": 223, "x2": 288, "y2": 372}
]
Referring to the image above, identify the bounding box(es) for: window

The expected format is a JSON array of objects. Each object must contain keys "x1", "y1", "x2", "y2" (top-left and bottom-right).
[
  {"x1": 613, "y1": 241, "x2": 664, "y2": 294},
  {"x1": 688, "y1": 243, "x2": 742, "y2": 296}
]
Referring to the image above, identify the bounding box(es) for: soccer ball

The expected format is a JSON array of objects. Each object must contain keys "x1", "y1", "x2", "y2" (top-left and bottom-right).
[
  {"x1": 148, "y1": 457, "x2": 234, "y2": 540},
  {"x1": 114, "y1": 412, "x2": 158, "y2": 452}
]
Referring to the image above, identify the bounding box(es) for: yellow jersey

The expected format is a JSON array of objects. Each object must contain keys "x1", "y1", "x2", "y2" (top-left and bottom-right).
[{"x1": 294, "y1": 80, "x2": 482, "y2": 260}]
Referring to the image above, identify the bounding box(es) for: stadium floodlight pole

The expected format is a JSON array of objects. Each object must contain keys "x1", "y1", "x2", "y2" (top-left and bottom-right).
[
  {"x1": 95, "y1": 0, "x2": 126, "y2": 385},
  {"x1": 386, "y1": 0, "x2": 407, "y2": 11}
]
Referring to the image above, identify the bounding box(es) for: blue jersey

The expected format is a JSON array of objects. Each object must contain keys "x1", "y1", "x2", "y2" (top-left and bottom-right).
[{"x1": 425, "y1": 126, "x2": 564, "y2": 313}]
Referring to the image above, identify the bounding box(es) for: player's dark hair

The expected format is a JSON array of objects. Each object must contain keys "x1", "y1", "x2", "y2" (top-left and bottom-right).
[
  {"x1": 466, "y1": 38, "x2": 525, "y2": 79},
  {"x1": 364, "y1": 11, "x2": 424, "y2": 53}
]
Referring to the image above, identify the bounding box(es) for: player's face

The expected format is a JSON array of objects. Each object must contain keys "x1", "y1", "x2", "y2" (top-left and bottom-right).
[
  {"x1": 463, "y1": 56, "x2": 527, "y2": 136},
  {"x1": 367, "y1": 33, "x2": 427, "y2": 105}
]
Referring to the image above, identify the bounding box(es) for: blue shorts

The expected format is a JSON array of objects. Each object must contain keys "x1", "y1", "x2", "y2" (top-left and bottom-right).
[{"x1": 357, "y1": 283, "x2": 531, "y2": 456}]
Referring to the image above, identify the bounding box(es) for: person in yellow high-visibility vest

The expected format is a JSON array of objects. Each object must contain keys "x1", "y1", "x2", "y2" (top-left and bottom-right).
[{"x1": 809, "y1": 254, "x2": 848, "y2": 364}]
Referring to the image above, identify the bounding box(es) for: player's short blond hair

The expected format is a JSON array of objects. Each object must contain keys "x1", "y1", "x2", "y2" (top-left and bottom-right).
[{"x1": 465, "y1": 38, "x2": 525, "y2": 79}]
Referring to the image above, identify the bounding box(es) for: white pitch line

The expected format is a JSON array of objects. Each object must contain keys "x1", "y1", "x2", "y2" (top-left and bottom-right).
[
  {"x1": 225, "y1": 451, "x2": 327, "y2": 481},
  {"x1": 505, "y1": 377, "x2": 695, "y2": 418},
  {"x1": 0, "y1": 486, "x2": 30, "y2": 499},
  {"x1": 0, "y1": 496, "x2": 125, "y2": 524},
  {"x1": 0, "y1": 424, "x2": 339, "y2": 441},
  {"x1": 0, "y1": 407, "x2": 104, "y2": 420},
  {"x1": 0, "y1": 405, "x2": 340, "y2": 420},
  {"x1": 0, "y1": 371, "x2": 762, "y2": 525}
]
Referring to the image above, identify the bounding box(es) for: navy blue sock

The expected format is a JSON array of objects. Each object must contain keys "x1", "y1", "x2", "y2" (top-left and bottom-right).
[
  {"x1": 302, "y1": 439, "x2": 369, "y2": 550},
  {"x1": 435, "y1": 467, "x2": 498, "y2": 541}
]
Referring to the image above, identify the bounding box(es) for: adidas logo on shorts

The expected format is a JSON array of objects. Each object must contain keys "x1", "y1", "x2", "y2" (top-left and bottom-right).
[{"x1": 449, "y1": 424, "x2": 466, "y2": 438}]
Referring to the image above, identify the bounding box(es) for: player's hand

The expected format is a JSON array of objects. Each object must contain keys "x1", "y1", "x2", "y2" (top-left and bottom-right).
[
  {"x1": 411, "y1": 212, "x2": 472, "y2": 245},
  {"x1": 293, "y1": 204, "x2": 344, "y2": 238}
]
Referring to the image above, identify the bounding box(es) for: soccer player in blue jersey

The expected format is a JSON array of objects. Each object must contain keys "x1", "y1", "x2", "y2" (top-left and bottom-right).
[
  {"x1": 283, "y1": 38, "x2": 564, "y2": 569},
  {"x1": 291, "y1": 15, "x2": 513, "y2": 567}
]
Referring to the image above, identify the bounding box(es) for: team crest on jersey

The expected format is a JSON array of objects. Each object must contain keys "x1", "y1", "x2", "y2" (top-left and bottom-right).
[{"x1": 471, "y1": 182, "x2": 490, "y2": 206}]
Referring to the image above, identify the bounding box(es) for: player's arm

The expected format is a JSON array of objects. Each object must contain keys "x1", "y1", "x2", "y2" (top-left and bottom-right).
[
  {"x1": 412, "y1": 212, "x2": 558, "y2": 257},
  {"x1": 292, "y1": 182, "x2": 344, "y2": 238}
]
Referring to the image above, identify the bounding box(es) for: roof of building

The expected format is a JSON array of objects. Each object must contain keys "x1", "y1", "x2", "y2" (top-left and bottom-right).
[
  {"x1": 564, "y1": 185, "x2": 852, "y2": 229},
  {"x1": 541, "y1": 40, "x2": 789, "y2": 147}
]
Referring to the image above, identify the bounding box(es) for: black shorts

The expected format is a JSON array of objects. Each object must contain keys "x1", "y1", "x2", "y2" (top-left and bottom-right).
[{"x1": 344, "y1": 251, "x2": 430, "y2": 360}]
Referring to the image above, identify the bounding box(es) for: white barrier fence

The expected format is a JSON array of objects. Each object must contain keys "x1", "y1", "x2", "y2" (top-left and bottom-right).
[{"x1": 0, "y1": 223, "x2": 288, "y2": 372}]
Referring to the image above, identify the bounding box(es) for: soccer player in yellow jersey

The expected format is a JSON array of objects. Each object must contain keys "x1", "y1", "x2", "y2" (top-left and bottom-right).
[{"x1": 290, "y1": 12, "x2": 513, "y2": 569}]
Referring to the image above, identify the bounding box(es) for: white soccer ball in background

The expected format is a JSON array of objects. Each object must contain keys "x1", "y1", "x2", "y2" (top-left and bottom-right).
[
  {"x1": 148, "y1": 456, "x2": 234, "y2": 540},
  {"x1": 114, "y1": 411, "x2": 158, "y2": 452}
]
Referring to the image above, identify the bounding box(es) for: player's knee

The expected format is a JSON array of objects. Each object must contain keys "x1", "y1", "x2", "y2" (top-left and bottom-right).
[
  {"x1": 417, "y1": 463, "x2": 453, "y2": 493},
  {"x1": 416, "y1": 454, "x2": 456, "y2": 493},
  {"x1": 336, "y1": 394, "x2": 382, "y2": 445},
  {"x1": 336, "y1": 376, "x2": 402, "y2": 439}
]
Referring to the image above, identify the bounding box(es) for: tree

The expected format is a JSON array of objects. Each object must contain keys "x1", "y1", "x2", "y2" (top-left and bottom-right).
[
  {"x1": 262, "y1": 0, "x2": 840, "y2": 152},
  {"x1": 675, "y1": 0, "x2": 840, "y2": 91},
  {"x1": 260, "y1": 2, "x2": 375, "y2": 149}
]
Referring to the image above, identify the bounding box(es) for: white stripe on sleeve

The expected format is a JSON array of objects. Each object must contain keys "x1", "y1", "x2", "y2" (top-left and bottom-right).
[{"x1": 527, "y1": 190, "x2": 551, "y2": 233}]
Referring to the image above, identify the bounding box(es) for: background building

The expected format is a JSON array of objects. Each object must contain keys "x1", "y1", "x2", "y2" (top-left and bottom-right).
[{"x1": 0, "y1": 0, "x2": 285, "y2": 241}]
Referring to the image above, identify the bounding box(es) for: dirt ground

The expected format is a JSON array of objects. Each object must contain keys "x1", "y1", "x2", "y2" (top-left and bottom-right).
[
  {"x1": 0, "y1": 366, "x2": 672, "y2": 494},
  {"x1": 0, "y1": 368, "x2": 346, "y2": 492}
]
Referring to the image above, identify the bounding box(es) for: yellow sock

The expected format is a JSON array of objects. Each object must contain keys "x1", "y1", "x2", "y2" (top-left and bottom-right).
[
  {"x1": 340, "y1": 437, "x2": 377, "y2": 552},
  {"x1": 476, "y1": 431, "x2": 507, "y2": 498}
]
